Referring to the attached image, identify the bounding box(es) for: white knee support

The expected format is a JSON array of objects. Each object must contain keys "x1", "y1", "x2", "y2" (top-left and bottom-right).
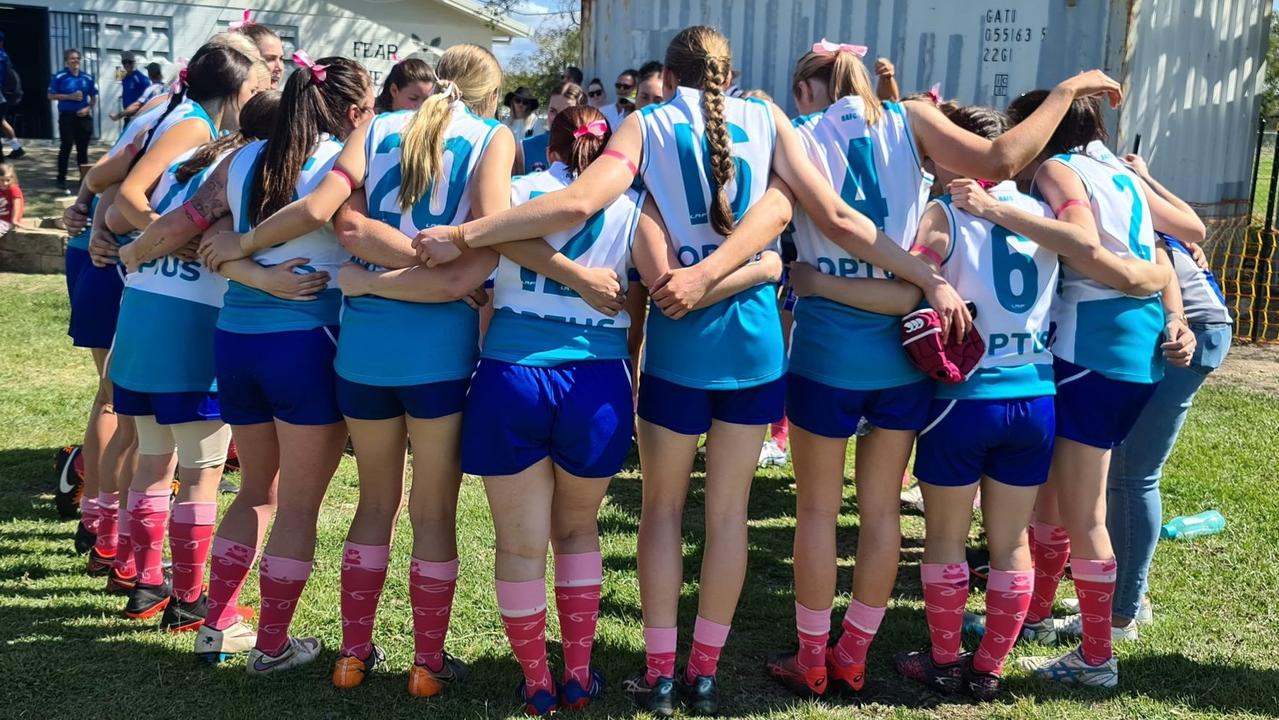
[
  {"x1": 172, "y1": 420, "x2": 232, "y2": 469},
  {"x1": 132, "y1": 415, "x2": 177, "y2": 456}
]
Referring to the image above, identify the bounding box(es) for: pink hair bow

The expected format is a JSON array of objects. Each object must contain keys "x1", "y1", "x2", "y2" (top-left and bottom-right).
[
  {"x1": 229, "y1": 8, "x2": 255, "y2": 31},
  {"x1": 171, "y1": 57, "x2": 189, "y2": 92},
  {"x1": 292, "y1": 50, "x2": 328, "y2": 85},
  {"x1": 926, "y1": 83, "x2": 943, "y2": 105},
  {"x1": 812, "y1": 38, "x2": 868, "y2": 57},
  {"x1": 391, "y1": 51, "x2": 401, "y2": 62},
  {"x1": 573, "y1": 120, "x2": 608, "y2": 139}
]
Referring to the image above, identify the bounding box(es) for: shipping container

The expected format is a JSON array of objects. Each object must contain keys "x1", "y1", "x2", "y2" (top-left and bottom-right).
[{"x1": 581, "y1": 0, "x2": 1270, "y2": 219}]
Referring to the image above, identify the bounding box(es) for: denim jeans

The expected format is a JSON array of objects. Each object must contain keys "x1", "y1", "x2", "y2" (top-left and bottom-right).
[{"x1": 1106, "y1": 323, "x2": 1232, "y2": 621}]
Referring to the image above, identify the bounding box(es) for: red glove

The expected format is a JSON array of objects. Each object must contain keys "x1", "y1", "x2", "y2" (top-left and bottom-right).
[{"x1": 901, "y1": 308, "x2": 986, "y2": 384}]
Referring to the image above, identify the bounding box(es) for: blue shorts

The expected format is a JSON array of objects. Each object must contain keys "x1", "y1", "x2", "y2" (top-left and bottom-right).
[
  {"x1": 214, "y1": 326, "x2": 343, "y2": 426},
  {"x1": 113, "y1": 384, "x2": 221, "y2": 424},
  {"x1": 462, "y1": 359, "x2": 633, "y2": 478},
  {"x1": 1054, "y1": 357, "x2": 1158, "y2": 449},
  {"x1": 68, "y1": 262, "x2": 124, "y2": 349},
  {"x1": 787, "y1": 372, "x2": 934, "y2": 438},
  {"x1": 337, "y1": 376, "x2": 469, "y2": 421},
  {"x1": 914, "y1": 396, "x2": 1056, "y2": 487},
  {"x1": 65, "y1": 246, "x2": 91, "y2": 303},
  {"x1": 637, "y1": 372, "x2": 785, "y2": 436}
]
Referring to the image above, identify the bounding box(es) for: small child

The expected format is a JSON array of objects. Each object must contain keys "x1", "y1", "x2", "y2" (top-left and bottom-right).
[{"x1": 0, "y1": 162, "x2": 23, "y2": 235}]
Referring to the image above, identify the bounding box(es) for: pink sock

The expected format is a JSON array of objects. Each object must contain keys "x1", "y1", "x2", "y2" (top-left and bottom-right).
[
  {"x1": 255, "y1": 554, "x2": 314, "y2": 656},
  {"x1": 686, "y1": 616, "x2": 731, "y2": 681},
  {"x1": 973, "y1": 568, "x2": 1033, "y2": 675},
  {"x1": 1027, "y1": 522, "x2": 1070, "y2": 623},
  {"x1": 127, "y1": 489, "x2": 169, "y2": 586},
  {"x1": 205, "y1": 536, "x2": 256, "y2": 630},
  {"x1": 770, "y1": 416, "x2": 790, "y2": 450},
  {"x1": 94, "y1": 492, "x2": 119, "y2": 557},
  {"x1": 554, "y1": 551, "x2": 602, "y2": 686},
  {"x1": 170, "y1": 502, "x2": 216, "y2": 602},
  {"x1": 340, "y1": 542, "x2": 390, "y2": 659},
  {"x1": 114, "y1": 528, "x2": 136, "y2": 577},
  {"x1": 795, "y1": 602, "x2": 831, "y2": 673},
  {"x1": 497, "y1": 577, "x2": 553, "y2": 695},
  {"x1": 410, "y1": 557, "x2": 459, "y2": 671},
  {"x1": 1072, "y1": 558, "x2": 1118, "y2": 666},
  {"x1": 832, "y1": 599, "x2": 886, "y2": 668},
  {"x1": 922, "y1": 562, "x2": 969, "y2": 666},
  {"x1": 644, "y1": 627, "x2": 677, "y2": 685},
  {"x1": 80, "y1": 494, "x2": 101, "y2": 533}
]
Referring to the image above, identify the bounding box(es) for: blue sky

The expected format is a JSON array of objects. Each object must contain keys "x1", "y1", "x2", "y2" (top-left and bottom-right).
[{"x1": 492, "y1": 0, "x2": 572, "y2": 67}]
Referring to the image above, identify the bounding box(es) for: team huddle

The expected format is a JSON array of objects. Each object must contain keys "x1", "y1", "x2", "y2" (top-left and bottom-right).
[{"x1": 57, "y1": 18, "x2": 1213, "y2": 717}]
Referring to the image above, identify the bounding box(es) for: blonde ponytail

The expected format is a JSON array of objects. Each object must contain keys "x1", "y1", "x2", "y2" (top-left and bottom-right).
[
  {"x1": 792, "y1": 48, "x2": 883, "y2": 126},
  {"x1": 397, "y1": 46, "x2": 502, "y2": 210}
]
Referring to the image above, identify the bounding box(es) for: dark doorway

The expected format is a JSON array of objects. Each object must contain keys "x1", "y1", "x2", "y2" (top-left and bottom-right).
[{"x1": 0, "y1": 4, "x2": 53, "y2": 139}]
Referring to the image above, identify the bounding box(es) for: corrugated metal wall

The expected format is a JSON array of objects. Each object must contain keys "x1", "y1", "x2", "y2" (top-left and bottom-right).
[
  {"x1": 582, "y1": 0, "x2": 1269, "y2": 214},
  {"x1": 1115, "y1": 0, "x2": 1269, "y2": 217}
]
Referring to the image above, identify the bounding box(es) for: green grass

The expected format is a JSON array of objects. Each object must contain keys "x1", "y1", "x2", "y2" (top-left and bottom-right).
[
  {"x1": 1, "y1": 272, "x2": 1277, "y2": 719},
  {"x1": 1253, "y1": 146, "x2": 1274, "y2": 220}
]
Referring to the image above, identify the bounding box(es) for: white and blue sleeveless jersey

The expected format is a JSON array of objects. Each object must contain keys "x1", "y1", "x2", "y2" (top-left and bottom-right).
[
  {"x1": 219, "y1": 137, "x2": 347, "y2": 333},
  {"x1": 636, "y1": 85, "x2": 782, "y2": 389},
  {"x1": 147, "y1": 97, "x2": 217, "y2": 146},
  {"x1": 1038, "y1": 144, "x2": 1163, "y2": 383},
  {"x1": 484, "y1": 161, "x2": 645, "y2": 366},
  {"x1": 111, "y1": 148, "x2": 230, "y2": 393},
  {"x1": 337, "y1": 105, "x2": 501, "y2": 386},
  {"x1": 108, "y1": 98, "x2": 169, "y2": 157},
  {"x1": 933, "y1": 181, "x2": 1059, "y2": 400},
  {"x1": 787, "y1": 97, "x2": 932, "y2": 390}
]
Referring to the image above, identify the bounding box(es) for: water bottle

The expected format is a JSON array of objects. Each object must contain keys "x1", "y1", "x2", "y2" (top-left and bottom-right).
[{"x1": 1160, "y1": 510, "x2": 1226, "y2": 541}]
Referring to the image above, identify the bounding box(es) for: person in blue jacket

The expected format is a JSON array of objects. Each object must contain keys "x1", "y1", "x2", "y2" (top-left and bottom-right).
[{"x1": 48, "y1": 48, "x2": 98, "y2": 191}]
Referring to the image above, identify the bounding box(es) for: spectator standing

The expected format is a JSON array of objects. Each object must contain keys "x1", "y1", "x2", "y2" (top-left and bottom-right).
[
  {"x1": 587, "y1": 78, "x2": 608, "y2": 108},
  {"x1": 601, "y1": 69, "x2": 637, "y2": 131},
  {"x1": 560, "y1": 65, "x2": 583, "y2": 86},
  {"x1": 110, "y1": 52, "x2": 150, "y2": 123},
  {"x1": 0, "y1": 31, "x2": 24, "y2": 159},
  {"x1": 502, "y1": 86, "x2": 544, "y2": 140},
  {"x1": 48, "y1": 48, "x2": 97, "y2": 192}
]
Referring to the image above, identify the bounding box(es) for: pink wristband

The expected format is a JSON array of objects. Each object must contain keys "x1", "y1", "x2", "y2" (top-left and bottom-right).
[
  {"x1": 911, "y1": 244, "x2": 944, "y2": 266},
  {"x1": 182, "y1": 200, "x2": 212, "y2": 232},
  {"x1": 602, "y1": 149, "x2": 638, "y2": 177},
  {"x1": 329, "y1": 167, "x2": 356, "y2": 190},
  {"x1": 1054, "y1": 199, "x2": 1089, "y2": 217}
]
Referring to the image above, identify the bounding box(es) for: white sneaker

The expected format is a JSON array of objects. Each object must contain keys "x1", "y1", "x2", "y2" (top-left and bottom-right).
[
  {"x1": 247, "y1": 636, "x2": 323, "y2": 675},
  {"x1": 899, "y1": 484, "x2": 925, "y2": 512},
  {"x1": 1061, "y1": 596, "x2": 1153, "y2": 625},
  {"x1": 1018, "y1": 647, "x2": 1118, "y2": 688},
  {"x1": 195, "y1": 620, "x2": 258, "y2": 663},
  {"x1": 1019, "y1": 617, "x2": 1058, "y2": 644},
  {"x1": 1053, "y1": 613, "x2": 1139, "y2": 642},
  {"x1": 758, "y1": 439, "x2": 788, "y2": 468}
]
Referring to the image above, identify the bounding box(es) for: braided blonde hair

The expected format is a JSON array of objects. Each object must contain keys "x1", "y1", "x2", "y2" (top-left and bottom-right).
[{"x1": 666, "y1": 26, "x2": 737, "y2": 236}]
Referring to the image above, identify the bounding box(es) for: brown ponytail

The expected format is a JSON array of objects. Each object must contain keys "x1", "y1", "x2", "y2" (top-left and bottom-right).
[
  {"x1": 547, "y1": 105, "x2": 609, "y2": 178},
  {"x1": 666, "y1": 25, "x2": 737, "y2": 236},
  {"x1": 176, "y1": 90, "x2": 280, "y2": 182}
]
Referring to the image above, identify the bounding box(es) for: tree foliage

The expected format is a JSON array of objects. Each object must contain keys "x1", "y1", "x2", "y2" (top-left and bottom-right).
[
  {"x1": 1264, "y1": 20, "x2": 1279, "y2": 118},
  {"x1": 480, "y1": 0, "x2": 582, "y2": 104}
]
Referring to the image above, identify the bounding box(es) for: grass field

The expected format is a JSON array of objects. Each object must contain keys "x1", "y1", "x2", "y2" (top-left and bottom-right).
[{"x1": 1, "y1": 272, "x2": 1277, "y2": 720}]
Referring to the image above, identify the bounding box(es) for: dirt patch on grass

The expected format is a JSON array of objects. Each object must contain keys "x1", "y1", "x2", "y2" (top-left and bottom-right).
[{"x1": 1209, "y1": 342, "x2": 1279, "y2": 396}]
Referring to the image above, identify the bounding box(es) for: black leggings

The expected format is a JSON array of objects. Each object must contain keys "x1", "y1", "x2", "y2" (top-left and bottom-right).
[{"x1": 57, "y1": 112, "x2": 93, "y2": 183}]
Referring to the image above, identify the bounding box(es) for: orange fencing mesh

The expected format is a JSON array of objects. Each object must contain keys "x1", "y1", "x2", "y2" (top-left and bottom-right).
[{"x1": 1203, "y1": 212, "x2": 1276, "y2": 343}]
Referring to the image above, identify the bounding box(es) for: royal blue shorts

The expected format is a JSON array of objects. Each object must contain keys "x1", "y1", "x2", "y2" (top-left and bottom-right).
[
  {"x1": 1053, "y1": 357, "x2": 1159, "y2": 449},
  {"x1": 637, "y1": 372, "x2": 785, "y2": 436},
  {"x1": 914, "y1": 396, "x2": 1056, "y2": 487},
  {"x1": 64, "y1": 246, "x2": 91, "y2": 303},
  {"x1": 214, "y1": 326, "x2": 343, "y2": 426},
  {"x1": 786, "y1": 372, "x2": 934, "y2": 438},
  {"x1": 462, "y1": 358, "x2": 633, "y2": 478},
  {"x1": 113, "y1": 384, "x2": 221, "y2": 424},
  {"x1": 67, "y1": 262, "x2": 124, "y2": 349},
  {"x1": 337, "y1": 376, "x2": 470, "y2": 421}
]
